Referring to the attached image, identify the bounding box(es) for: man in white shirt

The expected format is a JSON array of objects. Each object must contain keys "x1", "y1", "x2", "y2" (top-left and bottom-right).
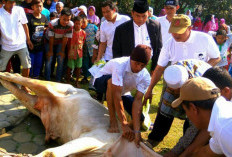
[
  {"x1": 157, "y1": 0, "x2": 179, "y2": 44},
  {"x1": 94, "y1": 45, "x2": 151, "y2": 147},
  {"x1": 96, "y1": 0, "x2": 130, "y2": 62},
  {"x1": 0, "y1": 0, "x2": 33, "y2": 78},
  {"x1": 143, "y1": 14, "x2": 221, "y2": 146},
  {"x1": 172, "y1": 77, "x2": 232, "y2": 157}
]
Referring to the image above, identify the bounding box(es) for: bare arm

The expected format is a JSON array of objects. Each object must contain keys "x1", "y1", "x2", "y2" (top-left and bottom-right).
[
  {"x1": 47, "y1": 37, "x2": 54, "y2": 59},
  {"x1": 143, "y1": 65, "x2": 165, "y2": 105},
  {"x1": 180, "y1": 129, "x2": 210, "y2": 157},
  {"x1": 22, "y1": 23, "x2": 33, "y2": 50},
  {"x1": 96, "y1": 42, "x2": 107, "y2": 62},
  {"x1": 207, "y1": 57, "x2": 221, "y2": 66},
  {"x1": 132, "y1": 91, "x2": 144, "y2": 147},
  {"x1": 112, "y1": 84, "x2": 134, "y2": 141},
  {"x1": 188, "y1": 144, "x2": 224, "y2": 157}
]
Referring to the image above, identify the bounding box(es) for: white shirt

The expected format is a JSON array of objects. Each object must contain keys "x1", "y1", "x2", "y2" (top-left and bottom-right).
[
  {"x1": 100, "y1": 13, "x2": 130, "y2": 61},
  {"x1": 158, "y1": 30, "x2": 220, "y2": 67},
  {"x1": 157, "y1": 15, "x2": 172, "y2": 45},
  {"x1": 208, "y1": 96, "x2": 232, "y2": 156},
  {"x1": 133, "y1": 22, "x2": 153, "y2": 56},
  {"x1": 94, "y1": 57, "x2": 151, "y2": 95},
  {"x1": 0, "y1": 6, "x2": 28, "y2": 51}
]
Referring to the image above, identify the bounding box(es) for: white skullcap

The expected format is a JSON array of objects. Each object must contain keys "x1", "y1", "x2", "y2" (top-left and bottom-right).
[
  {"x1": 164, "y1": 65, "x2": 189, "y2": 89},
  {"x1": 78, "y1": 5, "x2": 87, "y2": 16}
]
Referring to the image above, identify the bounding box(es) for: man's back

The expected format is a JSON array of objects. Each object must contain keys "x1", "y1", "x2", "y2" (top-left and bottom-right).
[{"x1": 208, "y1": 96, "x2": 232, "y2": 156}]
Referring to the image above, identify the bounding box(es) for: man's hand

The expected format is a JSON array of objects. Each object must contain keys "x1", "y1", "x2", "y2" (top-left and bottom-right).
[
  {"x1": 27, "y1": 39, "x2": 34, "y2": 50},
  {"x1": 134, "y1": 131, "x2": 141, "y2": 148},
  {"x1": 143, "y1": 89, "x2": 152, "y2": 106},
  {"x1": 122, "y1": 123, "x2": 135, "y2": 142},
  {"x1": 46, "y1": 51, "x2": 53, "y2": 59}
]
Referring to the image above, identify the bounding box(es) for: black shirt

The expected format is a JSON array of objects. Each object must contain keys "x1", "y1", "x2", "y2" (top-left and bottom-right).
[{"x1": 27, "y1": 14, "x2": 49, "y2": 52}]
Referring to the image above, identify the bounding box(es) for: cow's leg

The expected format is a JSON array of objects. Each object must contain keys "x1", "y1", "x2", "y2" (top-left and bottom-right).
[
  {"x1": 0, "y1": 72, "x2": 78, "y2": 96},
  {"x1": 0, "y1": 79, "x2": 40, "y2": 117},
  {"x1": 35, "y1": 137, "x2": 106, "y2": 157}
]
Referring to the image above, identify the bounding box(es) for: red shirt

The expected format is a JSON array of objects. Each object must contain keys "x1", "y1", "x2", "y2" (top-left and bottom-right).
[{"x1": 68, "y1": 29, "x2": 86, "y2": 59}]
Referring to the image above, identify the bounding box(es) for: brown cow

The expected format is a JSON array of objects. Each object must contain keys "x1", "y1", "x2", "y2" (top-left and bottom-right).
[{"x1": 0, "y1": 72, "x2": 161, "y2": 157}]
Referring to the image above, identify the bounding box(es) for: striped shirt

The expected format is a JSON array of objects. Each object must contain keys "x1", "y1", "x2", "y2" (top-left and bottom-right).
[{"x1": 48, "y1": 18, "x2": 73, "y2": 45}]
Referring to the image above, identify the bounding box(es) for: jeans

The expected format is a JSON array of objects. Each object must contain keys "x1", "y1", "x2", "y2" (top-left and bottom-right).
[
  {"x1": 45, "y1": 44, "x2": 63, "y2": 82},
  {"x1": 29, "y1": 51, "x2": 43, "y2": 78}
]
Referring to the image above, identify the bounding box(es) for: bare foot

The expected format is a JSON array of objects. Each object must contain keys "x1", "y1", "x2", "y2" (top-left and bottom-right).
[{"x1": 108, "y1": 123, "x2": 120, "y2": 133}]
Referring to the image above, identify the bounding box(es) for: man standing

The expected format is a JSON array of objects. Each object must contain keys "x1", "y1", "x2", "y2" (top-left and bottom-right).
[
  {"x1": 96, "y1": 0, "x2": 130, "y2": 62},
  {"x1": 113, "y1": 0, "x2": 162, "y2": 72},
  {"x1": 144, "y1": 14, "x2": 221, "y2": 146},
  {"x1": 0, "y1": 0, "x2": 33, "y2": 78},
  {"x1": 157, "y1": 0, "x2": 179, "y2": 44},
  {"x1": 172, "y1": 77, "x2": 232, "y2": 156}
]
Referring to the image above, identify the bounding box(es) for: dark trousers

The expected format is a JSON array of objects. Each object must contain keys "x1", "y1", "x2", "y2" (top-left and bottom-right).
[
  {"x1": 94, "y1": 75, "x2": 144, "y2": 121},
  {"x1": 148, "y1": 111, "x2": 189, "y2": 141}
]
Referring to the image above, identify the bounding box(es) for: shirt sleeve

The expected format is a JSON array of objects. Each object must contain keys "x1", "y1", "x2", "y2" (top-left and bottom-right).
[
  {"x1": 209, "y1": 137, "x2": 223, "y2": 155},
  {"x1": 64, "y1": 22, "x2": 74, "y2": 38},
  {"x1": 19, "y1": 7, "x2": 28, "y2": 24},
  {"x1": 100, "y1": 23, "x2": 107, "y2": 42},
  {"x1": 111, "y1": 63, "x2": 123, "y2": 86},
  {"x1": 48, "y1": 22, "x2": 54, "y2": 37},
  {"x1": 207, "y1": 35, "x2": 220, "y2": 59},
  {"x1": 136, "y1": 71, "x2": 151, "y2": 94},
  {"x1": 227, "y1": 33, "x2": 232, "y2": 44},
  {"x1": 157, "y1": 43, "x2": 170, "y2": 67}
]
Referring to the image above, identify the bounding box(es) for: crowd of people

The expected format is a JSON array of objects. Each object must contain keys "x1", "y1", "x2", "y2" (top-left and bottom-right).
[{"x1": 0, "y1": 0, "x2": 232, "y2": 156}]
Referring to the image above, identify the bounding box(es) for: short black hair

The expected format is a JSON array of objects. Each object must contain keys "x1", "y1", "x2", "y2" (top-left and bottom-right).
[
  {"x1": 182, "y1": 97, "x2": 217, "y2": 110},
  {"x1": 216, "y1": 30, "x2": 227, "y2": 37},
  {"x1": 73, "y1": 16, "x2": 82, "y2": 22},
  {"x1": 31, "y1": 0, "x2": 42, "y2": 6},
  {"x1": 101, "y1": 0, "x2": 117, "y2": 10},
  {"x1": 61, "y1": 7, "x2": 72, "y2": 16},
  {"x1": 203, "y1": 67, "x2": 232, "y2": 90},
  {"x1": 50, "y1": 12, "x2": 58, "y2": 18}
]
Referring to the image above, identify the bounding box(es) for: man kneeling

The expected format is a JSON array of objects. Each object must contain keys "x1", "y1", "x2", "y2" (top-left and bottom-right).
[{"x1": 94, "y1": 45, "x2": 151, "y2": 147}]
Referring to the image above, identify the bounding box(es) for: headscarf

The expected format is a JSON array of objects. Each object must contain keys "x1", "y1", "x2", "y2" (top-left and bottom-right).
[
  {"x1": 159, "y1": 9, "x2": 166, "y2": 17},
  {"x1": 87, "y1": 6, "x2": 100, "y2": 25},
  {"x1": 186, "y1": 10, "x2": 193, "y2": 20},
  {"x1": 220, "y1": 18, "x2": 225, "y2": 25}
]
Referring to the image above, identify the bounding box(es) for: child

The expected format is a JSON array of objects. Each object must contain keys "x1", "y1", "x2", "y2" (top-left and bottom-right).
[
  {"x1": 27, "y1": 0, "x2": 48, "y2": 78},
  {"x1": 45, "y1": 8, "x2": 73, "y2": 82},
  {"x1": 210, "y1": 30, "x2": 232, "y2": 68},
  {"x1": 66, "y1": 16, "x2": 86, "y2": 87},
  {"x1": 80, "y1": 14, "x2": 98, "y2": 83},
  {"x1": 87, "y1": 6, "x2": 100, "y2": 25}
]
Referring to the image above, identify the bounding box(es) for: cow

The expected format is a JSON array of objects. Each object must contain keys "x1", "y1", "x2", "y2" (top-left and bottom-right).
[{"x1": 0, "y1": 72, "x2": 161, "y2": 157}]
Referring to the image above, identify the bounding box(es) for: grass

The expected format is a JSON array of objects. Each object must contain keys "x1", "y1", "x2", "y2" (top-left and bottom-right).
[{"x1": 77, "y1": 76, "x2": 184, "y2": 155}]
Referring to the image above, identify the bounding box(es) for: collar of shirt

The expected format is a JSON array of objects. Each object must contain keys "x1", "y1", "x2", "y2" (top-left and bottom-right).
[
  {"x1": 174, "y1": 30, "x2": 195, "y2": 44},
  {"x1": 133, "y1": 21, "x2": 146, "y2": 29},
  {"x1": 2, "y1": 6, "x2": 12, "y2": 15},
  {"x1": 106, "y1": 13, "x2": 121, "y2": 24}
]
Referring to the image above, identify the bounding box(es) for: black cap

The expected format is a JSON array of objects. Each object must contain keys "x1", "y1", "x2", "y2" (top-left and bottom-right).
[
  {"x1": 133, "y1": 0, "x2": 149, "y2": 13},
  {"x1": 165, "y1": 0, "x2": 179, "y2": 6}
]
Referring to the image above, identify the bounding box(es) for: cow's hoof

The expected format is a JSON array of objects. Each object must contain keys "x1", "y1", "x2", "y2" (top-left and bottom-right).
[{"x1": 43, "y1": 151, "x2": 56, "y2": 157}]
